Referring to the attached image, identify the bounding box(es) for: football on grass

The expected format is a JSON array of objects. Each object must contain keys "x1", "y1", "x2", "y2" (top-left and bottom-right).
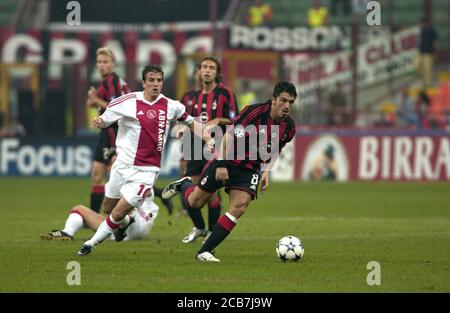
[{"x1": 276, "y1": 235, "x2": 304, "y2": 261}]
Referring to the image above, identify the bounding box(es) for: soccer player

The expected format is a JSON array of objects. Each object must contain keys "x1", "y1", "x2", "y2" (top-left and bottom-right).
[
  {"x1": 180, "y1": 63, "x2": 202, "y2": 117},
  {"x1": 162, "y1": 81, "x2": 297, "y2": 262},
  {"x1": 40, "y1": 190, "x2": 159, "y2": 242},
  {"x1": 87, "y1": 47, "x2": 130, "y2": 213},
  {"x1": 77, "y1": 64, "x2": 209, "y2": 256},
  {"x1": 174, "y1": 64, "x2": 202, "y2": 216},
  {"x1": 180, "y1": 56, "x2": 238, "y2": 244}
]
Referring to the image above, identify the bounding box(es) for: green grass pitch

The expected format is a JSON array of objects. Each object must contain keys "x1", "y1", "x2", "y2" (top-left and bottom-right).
[{"x1": 0, "y1": 178, "x2": 449, "y2": 292}]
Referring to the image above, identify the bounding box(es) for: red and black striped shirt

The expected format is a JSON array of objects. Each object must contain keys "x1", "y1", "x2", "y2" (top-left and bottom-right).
[
  {"x1": 97, "y1": 72, "x2": 130, "y2": 115},
  {"x1": 180, "y1": 88, "x2": 198, "y2": 116},
  {"x1": 185, "y1": 83, "x2": 238, "y2": 160},
  {"x1": 191, "y1": 83, "x2": 238, "y2": 124},
  {"x1": 226, "y1": 101, "x2": 296, "y2": 172}
]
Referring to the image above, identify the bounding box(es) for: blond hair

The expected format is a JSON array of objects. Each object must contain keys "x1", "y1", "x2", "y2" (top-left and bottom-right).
[{"x1": 96, "y1": 47, "x2": 115, "y2": 63}]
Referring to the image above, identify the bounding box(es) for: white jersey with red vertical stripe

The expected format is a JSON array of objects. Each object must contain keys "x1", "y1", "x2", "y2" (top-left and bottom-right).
[{"x1": 100, "y1": 91, "x2": 194, "y2": 171}]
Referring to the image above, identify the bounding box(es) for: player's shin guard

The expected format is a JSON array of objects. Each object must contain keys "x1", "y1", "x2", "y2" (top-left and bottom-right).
[
  {"x1": 198, "y1": 212, "x2": 237, "y2": 253},
  {"x1": 207, "y1": 196, "x2": 222, "y2": 231},
  {"x1": 90, "y1": 185, "x2": 105, "y2": 213},
  {"x1": 85, "y1": 215, "x2": 121, "y2": 247},
  {"x1": 182, "y1": 185, "x2": 205, "y2": 230}
]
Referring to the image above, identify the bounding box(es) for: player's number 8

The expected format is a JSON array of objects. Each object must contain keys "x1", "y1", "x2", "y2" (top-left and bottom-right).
[{"x1": 251, "y1": 174, "x2": 259, "y2": 185}]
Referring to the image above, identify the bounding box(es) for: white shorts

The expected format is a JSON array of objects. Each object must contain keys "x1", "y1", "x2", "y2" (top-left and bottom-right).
[
  {"x1": 125, "y1": 200, "x2": 160, "y2": 241},
  {"x1": 105, "y1": 160, "x2": 158, "y2": 208}
]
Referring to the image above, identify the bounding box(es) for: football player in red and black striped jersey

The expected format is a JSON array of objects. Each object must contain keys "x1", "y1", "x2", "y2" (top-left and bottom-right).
[
  {"x1": 86, "y1": 47, "x2": 130, "y2": 213},
  {"x1": 178, "y1": 64, "x2": 202, "y2": 188},
  {"x1": 180, "y1": 56, "x2": 239, "y2": 244},
  {"x1": 180, "y1": 64, "x2": 202, "y2": 117},
  {"x1": 162, "y1": 81, "x2": 297, "y2": 262}
]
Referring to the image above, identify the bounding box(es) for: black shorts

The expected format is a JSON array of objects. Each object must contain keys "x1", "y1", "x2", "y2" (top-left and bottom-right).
[
  {"x1": 197, "y1": 160, "x2": 260, "y2": 199},
  {"x1": 185, "y1": 159, "x2": 208, "y2": 176},
  {"x1": 94, "y1": 127, "x2": 117, "y2": 164}
]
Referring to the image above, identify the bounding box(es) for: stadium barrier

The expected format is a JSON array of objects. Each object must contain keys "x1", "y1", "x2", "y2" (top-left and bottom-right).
[
  {"x1": 273, "y1": 129, "x2": 450, "y2": 182},
  {"x1": 0, "y1": 137, "x2": 181, "y2": 177},
  {"x1": 2, "y1": 130, "x2": 449, "y2": 181}
]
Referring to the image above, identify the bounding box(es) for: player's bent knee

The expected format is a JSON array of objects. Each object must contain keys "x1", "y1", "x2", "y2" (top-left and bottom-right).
[
  {"x1": 71, "y1": 204, "x2": 84, "y2": 211},
  {"x1": 190, "y1": 194, "x2": 211, "y2": 208},
  {"x1": 228, "y1": 206, "x2": 246, "y2": 218},
  {"x1": 229, "y1": 201, "x2": 250, "y2": 218},
  {"x1": 188, "y1": 188, "x2": 212, "y2": 208},
  {"x1": 189, "y1": 196, "x2": 205, "y2": 209},
  {"x1": 71, "y1": 205, "x2": 88, "y2": 216},
  {"x1": 110, "y1": 198, "x2": 134, "y2": 221}
]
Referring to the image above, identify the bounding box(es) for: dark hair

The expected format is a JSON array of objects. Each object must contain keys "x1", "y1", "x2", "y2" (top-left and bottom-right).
[
  {"x1": 142, "y1": 64, "x2": 164, "y2": 81},
  {"x1": 200, "y1": 56, "x2": 222, "y2": 83},
  {"x1": 272, "y1": 81, "x2": 297, "y2": 99}
]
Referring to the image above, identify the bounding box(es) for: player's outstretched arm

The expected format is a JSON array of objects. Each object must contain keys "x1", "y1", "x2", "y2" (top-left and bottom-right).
[{"x1": 188, "y1": 120, "x2": 214, "y2": 145}]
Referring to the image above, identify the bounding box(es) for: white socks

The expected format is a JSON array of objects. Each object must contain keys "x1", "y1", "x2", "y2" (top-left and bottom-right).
[
  {"x1": 85, "y1": 215, "x2": 123, "y2": 247},
  {"x1": 62, "y1": 213, "x2": 84, "y2": 237},
  {"x1": 119, "y1": 215, "x2": 130, "y2": 229}
]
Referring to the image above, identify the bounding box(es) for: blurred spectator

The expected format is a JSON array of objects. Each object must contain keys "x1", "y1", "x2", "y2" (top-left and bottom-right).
[
  {"x1": 355, "y1": 105, "x2": 376, "y2": 128},
  {"x1": 308, "y1": 0, "x2": 328, "y2": 28},
  {"x1": 375, "y1": 102, "x2": 396, "y2": 127},
  {"x1": 395, "y1": 87, "x2": 419, "y2": 128},
  {"x1": 0, "y1": 118, "x2": 27, "y2": 138},
  {"x1": 330, "y1": 0, "x2": 351, "y2": 16},
  {"x1": 247, "y1": 0, "x2": 273, "y2": 27},
  {"x1": 417, "y1": 89, "x2": 430, "y2": 107},
  {"x1": 237, "y1": 80, "x2": 257, "y2": 111},
  {"x1": 325, "y1": 82, "x2": 348, "y2": 126},
  {"x1": 417, "y1": 18, "x2": 439, "y2": 87},
  {"x1": 416, "y1": 90, "x2": 436, "y2": 129},
  {"x1": 444, "y1": 109, "x2": 450, "y2": 131}
]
